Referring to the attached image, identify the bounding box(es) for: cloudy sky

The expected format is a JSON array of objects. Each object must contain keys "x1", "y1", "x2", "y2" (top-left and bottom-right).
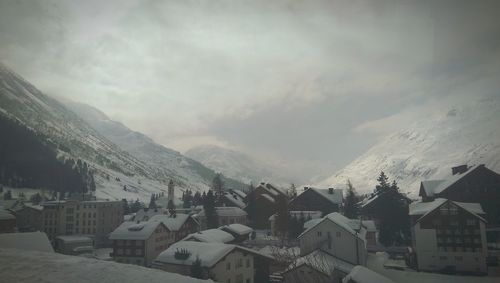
[{"x1": 1, "y1": 0, "x2": 499, "y2": 183}]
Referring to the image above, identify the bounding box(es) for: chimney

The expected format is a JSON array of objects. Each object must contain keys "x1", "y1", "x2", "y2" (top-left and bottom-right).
[
  {"x1": 452, "y1": 165, "x2": 468, "y2": 175},
  {"x1": 303, "y1": 186, "x2": 309, "y2": 191},
  {"x1": 328, "y1": 188, "x2": 334, "y2": 194}
]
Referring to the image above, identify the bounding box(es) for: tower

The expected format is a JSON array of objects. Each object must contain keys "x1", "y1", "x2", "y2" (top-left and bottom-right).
[{"x1": 168, "y1": 179, "x2": 175, "y2": 202}]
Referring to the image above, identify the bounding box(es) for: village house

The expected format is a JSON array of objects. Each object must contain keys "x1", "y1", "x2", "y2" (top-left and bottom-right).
[
  {"x1": 289, "y1": 187, "x2": 343, "y2": 216},
  {"x1": 148, "y1": 213, "x2": 199, "y2": 242},
  {"x1": 197, "y1": 206, "x2": 248, "y2": 229},
  {"x1": 298, "y1": 212, "x2": 367, "y2": 266},
  {"x1": 153, "y1": 241, "x2": 273, "y2": 283},
  {"x1": 55, "y1": 235, "x2": 94, "y2": 255},
  {"x1": 245, "y1": 182, "x2": 288, "y2": 228},
  {"x1": 109, "y1": 220, "x2": 170, "y2": 267},
  {"x1": 12, "y1": 203, "x2": 43, "y2": 232},
  {"x1": 183, "y1": 228, "x2": 235, "y2": 244},
  {"x1": 282, "y1": 249, "x2": 355, "y2": 283},
  {"x1": 409, "y1": 198, "x2": 488, "y2": 274},
  {"x1": 219, "y1": 223, "x2": 253, "y2": 243},
  {"x1": 0, "y1": 208, "x2": 16, "y2": 233},
  {"x1": 41, "y1": 199, "x2": 123, "y2": 246},
  {"x1": 418, "y1": 164, "x2": 500, "y2": 249}
]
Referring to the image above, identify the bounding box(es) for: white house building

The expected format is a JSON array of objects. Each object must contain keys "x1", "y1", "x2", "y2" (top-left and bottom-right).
[
  {"x1": 298, "y1": 212, "x2": 367, "y2": 266},
  {"x1": 409, "y1": 198, "x2": 488, "y2": 274}
]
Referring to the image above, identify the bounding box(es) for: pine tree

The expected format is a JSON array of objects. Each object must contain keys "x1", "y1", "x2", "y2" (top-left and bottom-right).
[
  {"x1": 275, "y1": 194, "x2": 289, "y2": 240},
  {"x1": 30, "y1": 193, "x2": 43, "y2": 205},
  {"x1": 288, "y1": 183, "x2": 297, "y2": 198},
  {"x1": 344, "y1": 180, "x2": 359, "y2": 219},
  {"x1": 245, "y1": 183, "x2": 257, "y2": 228},
  {"x1": 3, "y1": 190, "x2": 12, "y2": 200},
  {"x1": 190, "y1": 257, "x2": 204, "y2": 279},
  {"x1": 203, "y1": 190, "x2": 218, "y2": 228},
  {"x1": 130, "y1": 199, "x2": 143, "y2": 213},
  {"x1": 122, "y1": 199, "x2": 130, "y2": 215},
  {"x1": 149, "y1": 194, "x2": 157, "y2": 209},
  {"x1": 375, "y1": 171, "x2": 390, "y2": 193}
]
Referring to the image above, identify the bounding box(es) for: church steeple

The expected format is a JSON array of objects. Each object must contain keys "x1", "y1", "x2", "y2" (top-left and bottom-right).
[{"x1": 168, "y1": 179, "x2": 175, "y2": 202}]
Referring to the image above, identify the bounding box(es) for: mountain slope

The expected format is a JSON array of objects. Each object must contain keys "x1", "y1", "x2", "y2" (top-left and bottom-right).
[
  {"x1": 318, "y1": 95, "x2": 500, "y2": 196},
  {"x1": 0, "y1": 63, "x2": 243, "y2": 201}
]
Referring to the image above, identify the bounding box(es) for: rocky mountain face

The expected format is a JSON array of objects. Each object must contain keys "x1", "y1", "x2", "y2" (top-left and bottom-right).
[
  {"x1": 0, "y1": 63, "x2": 244, "y2": 202},
  {"x1": 318, "y1": 95, "x2": 500, "y2": 197}
]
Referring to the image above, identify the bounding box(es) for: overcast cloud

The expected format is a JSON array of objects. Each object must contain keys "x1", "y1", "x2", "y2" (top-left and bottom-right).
[{"x1": 1, "y1": 0, "x2": 499, "y2": 182}]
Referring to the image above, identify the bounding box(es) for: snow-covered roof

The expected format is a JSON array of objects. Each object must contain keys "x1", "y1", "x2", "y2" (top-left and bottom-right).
[
  {"x1": 421, "y1": 164, "x2": 482, "y2": 197},
  {"x1": 298, "y1": 212, "x2": 365, "y2": 242},
  {"x1": 257, "y1": 183, "x2": 287, "y2": 197},
  {"x1": 155, "y1": 241, "x2": 235, "y2": 268},
  {"x1": 223, "y1": 192, "x2": 246, "y2": 209},
  {"x1": 184, "y1": 229, "x2": 235, "y2": 243},
  {"x1": 0, "y1": 232, "x2": 54, "y2": 253},
  {"x1": 149, "y1": 213, "x2": 192, "y2": 231},
  {"x1": 361, "y1": 220, "x2": 377, "y2": 232},
  {"x1": 23, "y1": 203, "x2": 44, "y2": 211},
  {"x1": 109, "y1": 220, "x2": 164, "y2": 240},
  {"x1": 286, "y1": 250, "x2": 355, "y2": 276},
  {"x1": 303, "y1": 218, "x2": 322, "y2": 230},
  {"x1": 298, "y1": 187, "x2": 343, "y2": 205},
  {"x1": 0, "y1": 248, "x2": 213, "y2": 283},
  {"x1": 56, "y1": 235, "x2": 93, "y2": 243},
  {"x1": 342, "y1": 265, "x2": 395, "y2": 283},
  {"x1": 131, "y1": 208, "x2": 167, "y2": 222},
  {"x1": 231, "y1": 189, "x2": 247, "y2": 199},
  {"x1": 198, "y1": 207, "x2": 247, "y2": 217},
  {"x1": 0, "y1": 208, "x2": 15, "y2": 220},
  {"x1": 219, "y1": 224, "x2": 253, "y2": 236},
  {"x1": 261, "y1": 193, "x2": 275, "y2": 203},
  {"x1": 409, "y1": 198, "x2": 486, "y2": 222}
]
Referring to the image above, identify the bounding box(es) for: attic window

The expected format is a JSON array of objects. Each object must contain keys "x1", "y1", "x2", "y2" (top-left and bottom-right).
[{"x1": 128, "y1": 224, "x2": 145, "y2": 231}]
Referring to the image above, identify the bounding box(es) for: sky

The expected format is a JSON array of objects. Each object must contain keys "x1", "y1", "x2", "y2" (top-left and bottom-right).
[{"x1": 1, "y1": 0, "x2": 499, "y2": 183}]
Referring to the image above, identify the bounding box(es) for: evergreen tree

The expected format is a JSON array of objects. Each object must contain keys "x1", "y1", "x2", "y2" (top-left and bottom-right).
[
  {"x1": 245, "y1": 183, "x2": 257, "y2": 228},
  {"x1": 203, "y1": 190, "x2": 218, "y2": 228},
  {"x1": 18, "y1": 192, "x2": 26, "y2": 201},
  {"x1": 193, "y1": 191, "x2": 202, "y2": 206},
  {"x1": 275, "y1": 194, "x2": 289, "y2": 240},
  {"x1": 344, "y1": 180, "x2": 360, "y2": 219},
  {"x1": 375, "y1": 171, "x2": 390, "y2": 193},
  {"x1": 130, "y1": 199, "x2": 143, "y2": 213},
  {"x1": 288, "y1": 183, "x2": 297, "y2": 198},
  {"x1": 149, "y1": 194, "x2": 157, "y2": 209},
  {"x1": 168, "y1": 199, "x2": 176, "y2": 217},
  {"x1": 190, "y1": 257, "x2": 204, "y2": 279}
]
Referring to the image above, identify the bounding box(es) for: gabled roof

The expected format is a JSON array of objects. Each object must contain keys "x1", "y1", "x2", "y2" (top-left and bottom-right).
[
  {"x1": 298, "y1": 212, "x2": 364, "y2": 241},
  {"x1": 222, "y1": 192, "x2": 246, "y2": 209},
  {"x1": 131, "y1": 208, "x2": 167, "y2": 222},
  {"x1": 420, "y1": 164, "x2": 484, "y2": 197},
  {"x1": 269, "y1": 210, "x2": 322, "y2": 221},
  {"x1": 256, "y1": 183, "x2": 287, "y2": 197},
  {"x1": 149, "y1": 214, "x2": 193, "y2": 231},
  {"x1": 409, "y1": 198, "x2": 486, "y2": 223},
  {"x1": 198, "y1": 206, "x2": 247, "y2": 217},
  {"x1": 219, "y1": 224, "x2": 253, "y2": 236},
  {"x1": 284, "y1": 250, "x2": 355, "y2": 276},
  {"x1": 230, "y1": 189, "x2": 247, "y2": 199},
  {"x1": 295, "y1": 187, "x2": 343, "y2": 205},
  {"x1": 109, "y1": 220, "x2": 165, "y2": 240},
  {"x1": 183, "y1": 229, "x2": 235, "y2": 243},
  {"x1": 155, "y1": 241, "x2": 273, "y2": 268}
]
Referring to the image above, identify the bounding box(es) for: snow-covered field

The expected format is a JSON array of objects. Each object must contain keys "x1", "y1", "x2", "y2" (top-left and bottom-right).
[
  {"x1": 0, "y1": 248, "x2": 212, "y2": 283},
  {"x1": 367, "y1": 252, "x2": 500, "y2": 283}
]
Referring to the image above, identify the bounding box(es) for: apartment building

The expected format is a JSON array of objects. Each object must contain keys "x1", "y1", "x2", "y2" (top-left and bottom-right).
[{"x1": 41, "y1": 199, "x2": 123, "y2": 246}]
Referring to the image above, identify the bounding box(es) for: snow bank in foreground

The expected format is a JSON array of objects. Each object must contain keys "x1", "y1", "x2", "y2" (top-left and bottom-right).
[{"x1": 0, "y1": 248, "x2": 212, "y2": 283}]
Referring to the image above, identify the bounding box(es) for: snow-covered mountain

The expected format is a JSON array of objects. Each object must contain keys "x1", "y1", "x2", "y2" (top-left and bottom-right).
[
  {"x1": 318, "y1": 95, "x2": 500, "y2": 196},
  {"x1": 0, "y1": 63, "x2": 244, "y2": 202},
  {"x1": 185, "y1": 145, "x2": 278, "y2": 185}
]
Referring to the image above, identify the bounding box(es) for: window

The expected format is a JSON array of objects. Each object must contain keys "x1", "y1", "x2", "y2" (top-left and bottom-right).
[
  {"x1": 467, "y1": 219, "x2": 476, "y2": 226},
  {"x1": 226, "y1": 262, "x2": 231, "y2": 270},
  {"x1": 439, "y1": 256, "x2": 447, "y2": 260},
  {"x1": 246, "y1": 258, "x2": 251, "y2": 267},
  {"x1": 317, "y1": 231, "x2": 322, "y2": 237},
  {"x1": 236, "y1": 274, "x2": 243, "y2": 283},
  {"x1": 135, "y1": 249, "x2": 142, "y2": 256},
  {"x1": 236, "y1": 258, "x2": 243, "y2": 269},
  {"x1": 336, "y1": 231, "x2": 341, "y2": 237},
  {"x1": 246, "y1": 279, "x2": 251, "y2": 283}
]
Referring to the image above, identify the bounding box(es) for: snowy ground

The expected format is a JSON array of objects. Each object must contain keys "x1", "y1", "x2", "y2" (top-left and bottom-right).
[
  {"x1": 0, "y1": 248, "x2": 212, "y2": 283},
  {"x1": 367, "y1": 252, "x2": 500, "y2": 283}
]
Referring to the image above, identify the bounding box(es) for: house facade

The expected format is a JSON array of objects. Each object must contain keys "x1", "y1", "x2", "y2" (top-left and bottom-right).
[
  {"x1": 0, "y1": 208, "x2": 16, "y2": 233},
  {"x1": 13, "y1": 204, "x2": 42, "y2": 232},
  {"x1": 41, "y1": 199, "x2": 123, "y2": 246},
  {"x1": 109, "y1": 221, "x2": 170, "y2": 267},
  {"x1": 409, "y1": 198, "x2": 488, "y2": 274},
  {"x1": 197, "y1": 206, "x2": 248, "y2": 229},
  {"x1": 298, "y1": 212, "x2": 367, "y2": 266}
]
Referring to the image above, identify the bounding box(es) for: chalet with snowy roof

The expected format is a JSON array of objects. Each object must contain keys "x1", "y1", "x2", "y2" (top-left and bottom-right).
[
  {"x1": 282, "y1": 249, "x2": 355, "y2": 283},
  {"x1": 419, "y1": 164, "x2": 500, "y2": 226},
  {"x1": 298, "y1": 212, "x2": 367, "y2": 266},
  {"x1": 219, "y1": 191, "x2": 246, "y2": 209},
  {"x1": 409, "y1": 198, "x2": 488, "y2": 274},
  {"x1": 359, "y1": 188, "x2": 411, "y2": 227},
  {"x1": 153, "y1": 241, "x2": 273, "y2": 283},
  {"x1": 12, "y1": 203, "x2": 43, "y2": 232},
  {"x1": 183, "y1": 228, "x2": 235, "y2": 244},
  {"x1": 289, "y1": 187, "x2": 343, "y2": 216},
  {"x1": 197, "y1": 206, "x2": 248, "y2": 229},
  {"x1": 148, "y1": 214, "x2": 199, "y2": 242},
  {"x1": 109, "y1": 220, "x2": 171, "y2": 267},
  {"x1": 219, "y1": 223, "x2": 253, "y2": 242},
  {"x1": 245, "y1": 182, "x2": 287, "y2": 228},
  {"x1": 130, "y1": 208, "x2": 168, "y2": 222},
  {"x1": 342, "y1": 265, "x2": 395, "y2": 283}
]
